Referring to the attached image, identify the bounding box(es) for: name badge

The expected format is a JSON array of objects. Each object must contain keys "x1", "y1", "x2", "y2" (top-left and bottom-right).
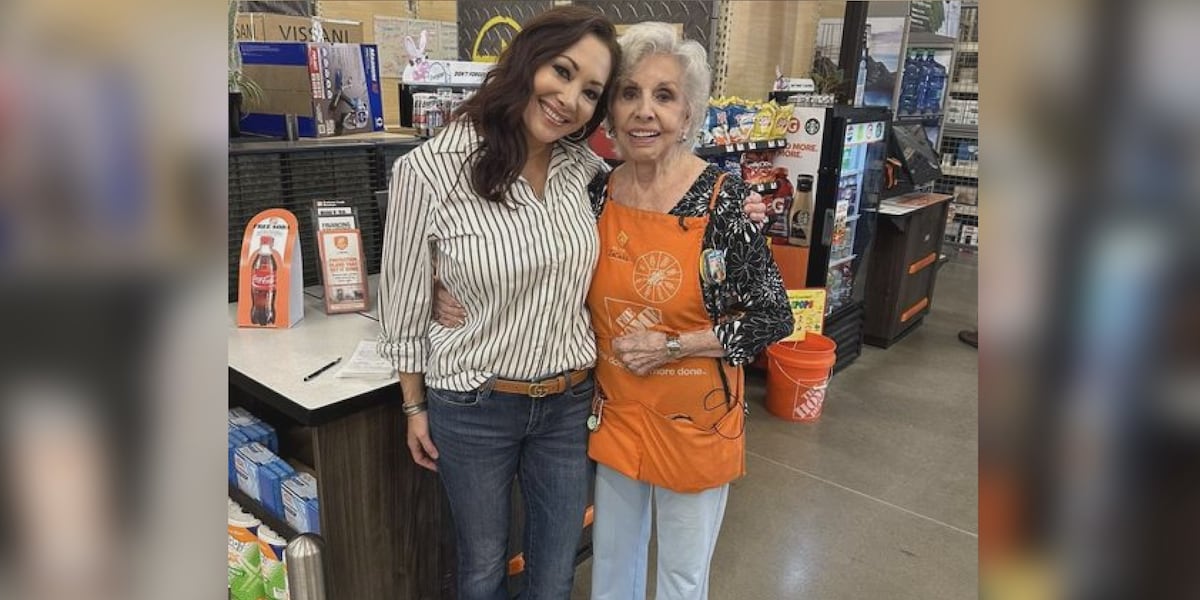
[{"x1": 700, "y1": 249, "x2": 726, "y2": 285}]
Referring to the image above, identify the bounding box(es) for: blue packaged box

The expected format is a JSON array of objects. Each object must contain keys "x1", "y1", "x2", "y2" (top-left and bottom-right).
[
  {"x1": 238, "y1": 42, "x2": 384, "y2": 138},
  {"x1": 229, "y1": 408, "x2": 277, "y2": 453},
  {"x1": 264, "y1": 459, "x2": 296, "y2": 520},
  {"x1": 228, "y1": 428, "x2": 251, "y2": 484},
  {"x1": 281, "y1": 472, "x2": 320, "y2": 534},
  {"x1": 234, "y1": 442, "x2": 292, "y2": 514}
]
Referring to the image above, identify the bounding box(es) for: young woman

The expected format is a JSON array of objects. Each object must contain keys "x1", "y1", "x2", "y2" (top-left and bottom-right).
[{"x1": 378, "y1": 7, "x2": 621, "y2": 599}]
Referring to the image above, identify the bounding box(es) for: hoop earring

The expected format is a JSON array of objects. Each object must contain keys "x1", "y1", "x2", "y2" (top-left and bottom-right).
[{"x1": 566, "y1": 129, "x2": 588, "y2": 143}]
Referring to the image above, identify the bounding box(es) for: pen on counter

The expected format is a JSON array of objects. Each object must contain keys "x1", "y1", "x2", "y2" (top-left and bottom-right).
[{"x1": 303, "y1": 357, "x2": 342, "y2": 382}]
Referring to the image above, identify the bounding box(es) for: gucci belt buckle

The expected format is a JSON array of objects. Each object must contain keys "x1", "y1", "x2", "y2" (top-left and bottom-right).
[{"x1": 528, "y1": 381, "x2": 551, "y2": 398}]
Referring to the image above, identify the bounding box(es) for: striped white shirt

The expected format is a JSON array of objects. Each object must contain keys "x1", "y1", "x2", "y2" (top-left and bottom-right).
[{"x1": 378, "y1": 119, "x2": 607, "y2": 391}]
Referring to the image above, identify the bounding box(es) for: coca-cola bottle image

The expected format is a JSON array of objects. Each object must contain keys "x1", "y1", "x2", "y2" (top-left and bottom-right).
[{"x1": 250, "y1": 235, "x2": 277, "y2": 326}]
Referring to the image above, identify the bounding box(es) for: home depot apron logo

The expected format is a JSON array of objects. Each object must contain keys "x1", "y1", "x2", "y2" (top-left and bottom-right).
[
  {"x1": 632, "y1": 250, "x2": 682, "y2": 304},
  {"x1": 603, "y1": 297, "x2": 663, "y2": 337},
  {"x1": 471, "y1": 16, "x2": 521, "y2": 63},
  {"x1": 607, "y1": 229, "x2": 632, "y2": 262}
]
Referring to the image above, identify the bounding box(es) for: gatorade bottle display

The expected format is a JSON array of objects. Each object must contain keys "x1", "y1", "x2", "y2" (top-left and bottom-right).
[
  {"x1": 250, "y1": 236, "x2": 277, "y2": 326},
  {"x1": 787, "y1": 175, "x2": 814, "y2": 247}
]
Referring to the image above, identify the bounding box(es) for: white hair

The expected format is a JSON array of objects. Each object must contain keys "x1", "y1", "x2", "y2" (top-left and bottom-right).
[{"x1": 616, "y1": 22, "x2": 711, "y2": 146}]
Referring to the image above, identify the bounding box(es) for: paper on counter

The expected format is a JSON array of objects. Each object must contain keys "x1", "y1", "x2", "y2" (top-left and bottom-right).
[{"x1": 336, "y1": 340, "x2": 396, "y2": 380}]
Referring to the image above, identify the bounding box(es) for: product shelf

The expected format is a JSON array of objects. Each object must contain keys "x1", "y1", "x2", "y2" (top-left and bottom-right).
[
  {"x1": 942, "y1": 123, "x2": 978, "y2": 137},
  {"x1": 895, "y1": 112, "x2": 944, "y2": 122},
  {"x1": 950, "y1": 202, "x2": 978, "y2": 216},
  {"x1": 941, "y1": 163, "x2": 979, "y2": 178},
  {"x1": 949, "y1": 82, "x2": 979, "y2": 94},
  {"x1": 694, "y1": 138, "x2": 787, "y2": 157},
  {"x1": 230, "y1": 483, "x2": 301, "y2": 541},
  {"x1": 956, "y1": 41, "x2": 979, "y2": 53},
  {"x1": 829, "y1": 254, "x2": 858, "y2": 268},
  {"x1": 749, "y1": 181, "x2": 779, "y2": 195}
]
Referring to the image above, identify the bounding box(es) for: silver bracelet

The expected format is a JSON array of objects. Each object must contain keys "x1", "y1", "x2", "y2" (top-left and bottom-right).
[{"x1": 402, "y1": 401, "x2": 428, "y2": 417}]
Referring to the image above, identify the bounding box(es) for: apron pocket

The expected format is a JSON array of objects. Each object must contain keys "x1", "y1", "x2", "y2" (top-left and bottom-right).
[{"x1": 638, "y1": 401, "x2": 745, "y2": 493}]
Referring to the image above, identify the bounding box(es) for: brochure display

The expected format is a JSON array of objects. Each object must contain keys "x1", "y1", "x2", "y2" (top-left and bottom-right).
[
  {"x1": 237, "y1": 209, "x2": 304, "y2": 328},
  {"x1": 313, "y1": 200, "x2": 369, "y2": 314}
]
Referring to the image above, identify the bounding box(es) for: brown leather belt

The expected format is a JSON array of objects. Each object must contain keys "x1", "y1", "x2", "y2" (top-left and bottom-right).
[{"x1": 492, "y1": 370, "x2": 589, "y2": 398}]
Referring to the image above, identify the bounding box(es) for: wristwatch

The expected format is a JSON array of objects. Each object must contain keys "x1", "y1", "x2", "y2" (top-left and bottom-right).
[{"x1": 665, "y1": 333, "x2": 682, "y2": 358}]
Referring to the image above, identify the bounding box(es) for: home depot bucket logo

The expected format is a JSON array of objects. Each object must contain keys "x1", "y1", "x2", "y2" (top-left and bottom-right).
[{"x1": 472, "y1": 16, "x2": 521, "y2": 63}]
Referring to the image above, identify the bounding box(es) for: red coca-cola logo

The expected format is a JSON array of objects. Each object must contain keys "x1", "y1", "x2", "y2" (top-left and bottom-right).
[{"x1": 251, "y1": 274, "x2": 275, "y2": 288}]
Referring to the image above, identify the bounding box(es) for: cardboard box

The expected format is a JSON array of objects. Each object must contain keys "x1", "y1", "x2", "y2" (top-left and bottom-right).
[
  {"x1": 954, "y1": 185, "x2": 978, "y2": 206},
  {"x1": 282, "y1": 472, "x2": 321, "y2": 534},
  {"x1": 234, "y1": 442, "x2": 296, "y2": 520},
  {"x1": 236, "y1": 13, "x2": 363, "y2": 44},
  {"x1": 959, "y1": 225, "x2": 979, "y2": 246},
  {"x1": 229, "y1": 407, "x2": 278, "y2": 453},
  {"x1": 239, "y1": 42, "x2": 384, "y2": 138}
]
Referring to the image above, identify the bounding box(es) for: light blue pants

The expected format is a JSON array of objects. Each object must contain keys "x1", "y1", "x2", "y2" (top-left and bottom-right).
[{"x1": 590, "y1": 464, "x2": 730, "y2": 600}]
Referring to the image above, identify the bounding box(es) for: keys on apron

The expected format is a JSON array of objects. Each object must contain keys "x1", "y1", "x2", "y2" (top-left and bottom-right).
[{"x1": 588, "y1": 388, "x2": 606, "y2": 432}]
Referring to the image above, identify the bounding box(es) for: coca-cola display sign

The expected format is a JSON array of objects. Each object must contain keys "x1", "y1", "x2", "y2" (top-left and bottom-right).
[{"x1": 237, "y1": 208, "x2": 305, "y2": 328}]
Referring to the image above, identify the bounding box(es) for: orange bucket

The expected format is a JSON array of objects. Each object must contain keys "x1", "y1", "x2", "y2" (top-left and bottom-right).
[{"x1": 765, "y1": 334, "x2": 837, "y2": 422}]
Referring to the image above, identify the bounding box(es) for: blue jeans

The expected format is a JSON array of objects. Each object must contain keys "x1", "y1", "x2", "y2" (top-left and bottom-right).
[{"x1": 427, "y1": 373, "x2": 595, "y2": 600}]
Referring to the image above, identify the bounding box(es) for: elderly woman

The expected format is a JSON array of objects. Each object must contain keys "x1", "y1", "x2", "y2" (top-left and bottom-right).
[{"x1": 584, "y1": 22, "x2": 792, "y2": 600}]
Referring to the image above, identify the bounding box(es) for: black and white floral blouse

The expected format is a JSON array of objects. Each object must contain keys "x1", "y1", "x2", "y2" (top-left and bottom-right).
[{"x1": 588, "y1": 164, "x2": 794, "y2": 365}]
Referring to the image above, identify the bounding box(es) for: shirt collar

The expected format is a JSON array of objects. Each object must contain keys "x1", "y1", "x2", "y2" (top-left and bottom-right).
[{"x1": 431, "y1": 119, "x2": 604, "y2": 174}]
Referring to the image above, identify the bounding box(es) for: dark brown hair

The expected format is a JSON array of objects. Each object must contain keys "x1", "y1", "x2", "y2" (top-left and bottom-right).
[{"x1": 453, "y1": 6, "x2": 620, "y2": 204}]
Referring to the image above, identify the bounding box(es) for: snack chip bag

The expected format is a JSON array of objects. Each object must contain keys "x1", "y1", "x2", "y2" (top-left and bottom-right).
[
  {"x1": 718, "y1": 155, "x2": 742, "y2": 177},
  {"x1": 771, "y1": 102, "x2": 795, "y2": 139},
  {"x1": 750, "y1": 102, "x2": 777, "y2": 141},
  {"x1": 724, "y1": 101, "x2": 752, "y2": 144},
  {"x1": 740, "y1": 150, "x2": 776, "y2": 185}
]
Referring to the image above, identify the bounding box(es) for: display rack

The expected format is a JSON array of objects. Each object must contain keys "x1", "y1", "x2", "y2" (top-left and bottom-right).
[
  {"x1": 936, "y1": 1, "x2": 979, "y2": 252},
  {"x1": 229, "y1": 483, "x2": 301, "y2": 541},
  {"x1": 694, "y1": 138, "x2": 788, "y2": 157}
]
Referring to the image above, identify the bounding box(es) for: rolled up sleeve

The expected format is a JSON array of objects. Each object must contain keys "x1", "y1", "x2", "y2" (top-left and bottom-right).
[
  {"x1": 707, "y1": 179, "x2": 794, "y2": 365},
  {"x1": 377, "y1": 156, "x2": 436, "y2": 372}
]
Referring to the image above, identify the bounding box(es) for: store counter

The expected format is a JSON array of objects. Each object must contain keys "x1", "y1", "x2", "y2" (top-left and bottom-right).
[
  {"x1": 228, "y1": 288, "x2": 453, "y2": 599},
  {"x1": 228, "y1": 295, "x2": 394, "y2": 425}
]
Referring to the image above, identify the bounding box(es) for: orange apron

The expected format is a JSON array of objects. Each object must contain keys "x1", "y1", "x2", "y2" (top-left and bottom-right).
[{"x1": 587, "y1": 174, "x2": 745, "y2": 494}]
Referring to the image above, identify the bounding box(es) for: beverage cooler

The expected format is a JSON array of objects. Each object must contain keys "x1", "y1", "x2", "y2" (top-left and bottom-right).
[{"x1": 774, "y1": 104, "x2": 891, "y2": 372}]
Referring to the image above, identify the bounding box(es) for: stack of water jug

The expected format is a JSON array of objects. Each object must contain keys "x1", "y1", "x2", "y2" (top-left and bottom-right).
[{"x1": 898, "y1": 50, "x2": 948, "y2": 116}]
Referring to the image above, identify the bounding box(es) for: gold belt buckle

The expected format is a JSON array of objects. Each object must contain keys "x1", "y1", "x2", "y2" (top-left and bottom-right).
[{"x1": 528, "y1": 381, "x2": 551, "y2": 398}]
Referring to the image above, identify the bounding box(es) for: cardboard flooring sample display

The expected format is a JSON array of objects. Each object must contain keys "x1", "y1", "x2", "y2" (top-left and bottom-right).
[{"x1": 237, "y1": 209, "x2": 304, "y2": 328}]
